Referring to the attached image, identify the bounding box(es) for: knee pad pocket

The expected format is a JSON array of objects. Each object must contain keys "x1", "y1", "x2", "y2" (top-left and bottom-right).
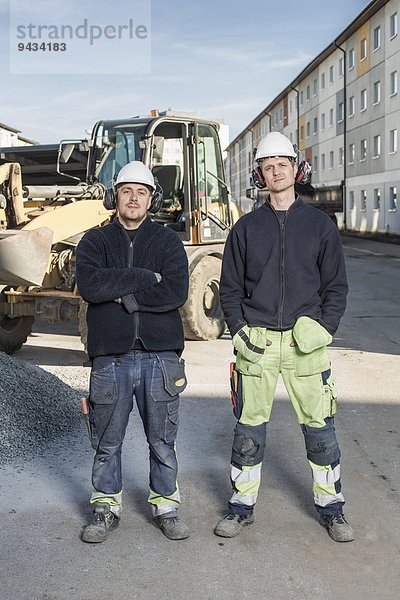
[
  {"x1": 232, "y1": 422, "x2": 266, "y2": 466},
  {"x1": 302, "y1": 418, "x2": 340, "y2": 466}
]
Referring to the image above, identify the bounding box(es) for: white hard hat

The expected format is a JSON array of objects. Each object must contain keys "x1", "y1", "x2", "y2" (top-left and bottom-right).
[
  {"x1": 255, "y1": 132, "x2": 297, "y2": 162},
  {"x1": 116, "y1": 161, "x2": 156, "y2": 191}
]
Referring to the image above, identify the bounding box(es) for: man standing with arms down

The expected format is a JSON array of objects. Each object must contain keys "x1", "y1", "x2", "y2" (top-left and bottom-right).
[
  {"x1": 76, "y1": 161, "x2": 189, "y2": 542},
  {"x1": 215, "y1": 132, "x2": 354, "y2": 542}
]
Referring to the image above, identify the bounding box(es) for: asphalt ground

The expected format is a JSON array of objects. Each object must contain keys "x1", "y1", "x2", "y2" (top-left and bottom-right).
[{"x1": 0, "y1": 235, "x2": 399, "y2": 600}]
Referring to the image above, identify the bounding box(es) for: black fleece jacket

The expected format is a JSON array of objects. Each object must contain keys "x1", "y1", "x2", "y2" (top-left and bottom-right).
[
  {"x1": 76, "y1": 217, "x2": 189, "y2": 358},
  {"x1": 220, "y1": 197, "x2": 348, "y2": 337}
]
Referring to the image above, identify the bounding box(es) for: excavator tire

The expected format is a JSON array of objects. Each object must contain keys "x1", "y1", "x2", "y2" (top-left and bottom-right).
[
  {"x1": 0, "y1": 315, "x2": 34, "y2": 354},
  {"x1": 181, "y1": 255, "x2": 225, "y2": 341}
]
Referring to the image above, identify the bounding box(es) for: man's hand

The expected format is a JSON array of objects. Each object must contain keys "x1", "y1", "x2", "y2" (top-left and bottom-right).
[
  {"x1": 155, "y1": 272, "x2": 162, "y2": 283},
  {"x1": 114, "y1": 298, "x2": 122, "y2": 304}
]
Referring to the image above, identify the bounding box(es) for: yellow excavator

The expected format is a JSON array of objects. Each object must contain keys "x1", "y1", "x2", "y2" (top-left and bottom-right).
[{"x1": 0, "y1": 111, "x2": 241, "y2": 353}]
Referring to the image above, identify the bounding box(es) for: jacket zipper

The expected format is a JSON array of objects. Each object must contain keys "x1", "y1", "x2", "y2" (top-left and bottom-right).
[
  {"x1": 128, "y1": 239, "x2": 140, "y2": 343},
  {"x1": 271, "y1": 203, "x2": 292, "y2": 329}
]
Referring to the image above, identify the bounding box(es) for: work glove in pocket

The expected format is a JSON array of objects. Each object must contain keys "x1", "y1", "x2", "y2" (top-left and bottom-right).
[
  {"x1": 292, "y1": 316, "x2": 332, "y2": 353},
  {"x1": 232, "y1": 325, "x2": 267, "y2": 363}
]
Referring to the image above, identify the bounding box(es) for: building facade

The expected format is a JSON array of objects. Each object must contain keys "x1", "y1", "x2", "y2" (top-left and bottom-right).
[
  {"x1": 0, "y1": 122, "x2": 36, "y2": 147},
  {"x1": 226, "y1": 0, "x2": 400, "y2": 234}
]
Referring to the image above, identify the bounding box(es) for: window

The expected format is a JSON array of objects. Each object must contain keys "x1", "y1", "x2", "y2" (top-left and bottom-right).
[
  {"x1": 389, "y1": 186, "x2": 397, "y2": 211},
  {"x1": 360, "y1": 89, "x2": 367, "y2": 111},
  {"x1": 348, "y1": 48, "x2": 355, "y2": 69},
  {"x1": 313, "y1": 78, "x2": 318, "y2": 96},
  {"x1": 300, "y1": 125, "x2": 304, "y2": 141},
  {"x1": 313, "y1": 155, "x2": 318, "y2": 172},
  {"x1": 329, "y1": 65, "x2": 334, "y2": 84},
  {"x1": 306, "y1": 85, "x2": 310, "y2": 101},
  {"x1": 360, "y1": 38, "x2": 367, "y2": 60},
  {"x1": 313, "y1": 117, "x2": 318, "y2": 135},
  {"x1": 329, "y1": 108, "x2": 334, "y2": 127},
  {"x1": 300, "y1": 90, "x2": 304, "y2": 105},
  {"x1": 373, "y1": 81, "x2": 381, "y2": 104},
  {"x1": 321, "y1": 153, "x2": 326, "y2": 170},
  {"x1": 390, "y1": 12, "x2": 397, "y2": 39},
  {"x1": 349, "y1": 143, "x2": 355, "y2": 164},
  {"x1": 329, "y1": 151, "x2": 334, "y2": 169},
  {"x1": 349, "y1": 96, "x2": 355, "y2": 117},
  {"x1": 321, "y1": 113, "x2": 326, "y2": 130},
  {"x1": 360, "y1": 139, "x2": 367, "y2": 161},
  {"x1": 349, "y1": 190, "x2": 355, "y2": 210},
  {"x1": 321, "y1": 72, "x2": 326, "y2": 90},
  {"x1": 373, "y1": 26, "x2": 381, "y2": 50},
  {"x1": 338, "y1": 102, "x2": 344, "y2": 122},
  {"x1": 360, "y1": 189, "x2": 367, "y2": 211},
  {"x1": 374, "y1": 188, "x2": 381, "y2": 210},
  {"x1": 289, "y1": 100, "x2": 292, "y2": 114},
  {"x1": 390, "y1": 129, "x2": 397, "y2": 153},
  {"x1": 339, "y1": 147, "x2": 344, "y2": 166},
  {"x1": 306, "y1": 121, "x2": 310, "y2": 138},
  {"x1": 390, "y1": 71, "x2": 398, "y2": 95},
  {"x1": 339, "y1": 57, "x2": 344, "y2": 77},
  {"x1": 373, "y1": 135, "x2": 381, "y2": 158}
]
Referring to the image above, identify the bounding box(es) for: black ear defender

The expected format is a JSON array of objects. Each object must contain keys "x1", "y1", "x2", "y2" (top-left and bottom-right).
[{"x1": 103, "y1": 175, "x2": 164, "y2": 213}]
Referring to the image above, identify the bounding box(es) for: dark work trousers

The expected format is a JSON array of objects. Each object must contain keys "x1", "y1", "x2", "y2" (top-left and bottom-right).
[{"x1": 88, "y1": 350, "x2": 183, "y2": 517}]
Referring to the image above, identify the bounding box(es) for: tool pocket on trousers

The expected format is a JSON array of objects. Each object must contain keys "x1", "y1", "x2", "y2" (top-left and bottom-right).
[
  {"x1": 294, "y1": 346, "x2": 331, "y2": 377},
  {"x1": 164, "y1": 398, "x2": 180, "y2": 443},
  {"x1": 235, "y1": 353, "x2": 263, "y2": 376},
  {"x1": 150, "y1": 356, "x2": 187, "y2": 401},
  {"x1": 322, "y1": 370, "x2": 338, "y2": 418},
  {"x1": 89, "y1": 362, "x2": 118, "y2": 449},
  {"x1": 230, "y1": 362, "x2": 243, "y2": 420},
  {"x1": 89, "y1": 362, "x2": 118, "y2": 404}
]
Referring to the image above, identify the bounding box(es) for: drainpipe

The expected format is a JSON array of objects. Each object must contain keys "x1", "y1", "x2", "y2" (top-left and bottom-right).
[
  {"x1": 290, "y1": 86, "x2": 300, "y2": 149},
  {"x1": 335, "y1": 41, "x2": 347, "y2": 231}
]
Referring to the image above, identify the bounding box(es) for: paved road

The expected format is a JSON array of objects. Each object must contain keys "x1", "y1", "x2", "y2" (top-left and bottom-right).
[{"x1": 1, "y1": 236, "x2": 399, "y2": 600}]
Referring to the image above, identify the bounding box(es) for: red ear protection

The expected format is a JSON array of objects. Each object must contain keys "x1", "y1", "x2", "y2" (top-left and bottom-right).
[
  {"x1": 295, "y1": 160, "x2": 313, "y2": 185},
  {"x1": 251, "y1": 159, "x2": 312, "y2": 190},
  {"x1": 252, "y1": 165, "x2": 266, "y2": 189}
]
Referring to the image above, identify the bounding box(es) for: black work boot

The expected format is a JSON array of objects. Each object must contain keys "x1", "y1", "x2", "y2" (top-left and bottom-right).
[
  {"x1": 319, "y1": 513, "x2": 354, "y2": 542},
  {"x1": 214, "y1": 513, "x2": 254, "y2": 538},
  {"x1": 81, "y1": 502, "x2": 119, "y2": 543},
  {"x1": 152, "y1": 515, "x2": 190, "y2": 540}
]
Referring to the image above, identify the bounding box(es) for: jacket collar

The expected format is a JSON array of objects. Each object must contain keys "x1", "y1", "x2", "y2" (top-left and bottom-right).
[{"x1": 262, "y1": 194, "x2": 304, "y2": 213}]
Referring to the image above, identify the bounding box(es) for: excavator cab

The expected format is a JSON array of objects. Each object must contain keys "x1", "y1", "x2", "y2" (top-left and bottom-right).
[
  {"x1": 89, "y1": 115, "x2": 231, "y2": 245},
  {"x1": 0, "y1": 112, "x2": 233, "y2": 352}
]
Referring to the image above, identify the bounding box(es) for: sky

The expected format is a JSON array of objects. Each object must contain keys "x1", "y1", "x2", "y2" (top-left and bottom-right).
[{"x1": 0, "y1": 0, "x2": 372, "y2": 146}]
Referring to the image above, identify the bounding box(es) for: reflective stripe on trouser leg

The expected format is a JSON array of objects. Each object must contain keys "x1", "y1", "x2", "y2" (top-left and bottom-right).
[
  {"x1": 228, "y1": 422, "x2": 267, "y2": 515},
  {"x1": 302, "y1": 418, "x2": 344, "y2": 515},
  {"x1": 90, "y1": 490, "x2": 122, "y2": 517},
  {"x1": 309, "y1": 459, "x2": 344, "y2": 514},
  {"x1": 148, "y1": 485, "x2": 181, "y2": 517},
  {"x1": 229, "y1": 463, "x2": 262, "y2": 511}
]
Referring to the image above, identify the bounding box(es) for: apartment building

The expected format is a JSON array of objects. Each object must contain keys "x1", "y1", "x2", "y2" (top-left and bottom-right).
[
  {"x1": 0, "y1": 122, "x2": 36, "y2": 147},
  {"x1": 226, "y1": 0, "x2": 400, "y2": 234}
]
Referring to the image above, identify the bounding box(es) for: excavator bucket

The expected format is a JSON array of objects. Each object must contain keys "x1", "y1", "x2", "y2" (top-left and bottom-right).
[{"x1": 0, "y1": 227, "x2": 53, "y2": 286}]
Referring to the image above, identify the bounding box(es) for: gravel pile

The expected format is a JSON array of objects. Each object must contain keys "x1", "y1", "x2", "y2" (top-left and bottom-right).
[{"x1": 0, "y1": 352, "x2": 84, "y2": 463}]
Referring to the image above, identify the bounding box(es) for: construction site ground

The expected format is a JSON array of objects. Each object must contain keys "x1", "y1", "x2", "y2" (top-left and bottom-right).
[{"x1": 1, "y1": 235, "x2": 399, "y2": 600}]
